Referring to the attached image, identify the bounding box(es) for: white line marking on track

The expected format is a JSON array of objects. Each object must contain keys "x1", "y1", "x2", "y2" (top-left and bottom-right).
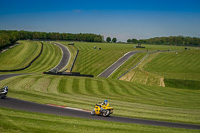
[{"x1": 47, "y1": 104, "x2": 91, "y2": 113}]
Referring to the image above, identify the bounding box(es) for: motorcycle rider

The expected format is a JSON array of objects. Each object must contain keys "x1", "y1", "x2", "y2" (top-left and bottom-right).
[
  {"x1": 100, "y1": 100, "x2": 109, "y2": 111},
  {"x1": 1, "y1": 86, "x2": 7, "y2": 92},
  {"x1": 91, "y1": 100, "x2": 109, "y2": 114},
  {"x1": 3, "y1": 86, "x2": 8, "y2": 94},
  {"x1": 0, "y1": 86, "x2": 8, "y2": 99},
  {"x1": 102, "y1": 100, "x2": 108, "y2": 106}
]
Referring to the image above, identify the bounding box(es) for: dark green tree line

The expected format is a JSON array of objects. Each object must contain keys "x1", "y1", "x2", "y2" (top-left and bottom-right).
[
  {"x1": 0, "y1": 30, "x2": 104, "y2": 50},
  {"x1": 127, "y1": 36, "x2": 200, "y2": 46}
]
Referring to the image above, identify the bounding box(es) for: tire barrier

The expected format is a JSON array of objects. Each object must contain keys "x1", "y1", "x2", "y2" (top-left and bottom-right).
[
  {"x1": 43, "y1": 71, "x2": 94, "y2": 78},
  {"x1": 0, "y1": 42, "x2": 43, "y2": 72},
  {"x1": 70, "y1": 50, "x2": 79, "y2": 72}
]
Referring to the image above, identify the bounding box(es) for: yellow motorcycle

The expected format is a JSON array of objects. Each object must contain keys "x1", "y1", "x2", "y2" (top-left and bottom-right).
[{"x1": 91, "y1": 102, "x2": 113, "y2": 117}]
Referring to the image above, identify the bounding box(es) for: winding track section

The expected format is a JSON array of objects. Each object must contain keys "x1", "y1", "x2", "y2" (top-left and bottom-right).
[
  {"x1": 52, "y1": 43, "x2": 71, "y2": 71},
  {"x1": 0, "y1": 45, "x2": 200, "y2": 129},
  {"x1": 98, "y1": 51, "x2": 145, "y2": 77}
]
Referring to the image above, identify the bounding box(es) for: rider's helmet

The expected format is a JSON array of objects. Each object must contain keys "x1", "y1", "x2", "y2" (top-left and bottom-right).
[
  {"x1": 4, "y1": 86, "x2": 8, "y2": 91},
  {"x1": 104, "y1": 100, "x2": 108, "y2": 105}
]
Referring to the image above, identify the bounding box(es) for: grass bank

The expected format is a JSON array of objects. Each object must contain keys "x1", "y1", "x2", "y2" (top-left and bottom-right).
[
  {"x1": 1, "y1": 107, "x2": 198, "y2": 133},
  {"x1": 144, "y1": 50, "x2": 200, "y2": 81},
  {"x1": 0, "y1": 41, "x2": 41, "y2": 70},
  {"x1": 0, "y1": 74, "x2": 199, "y2": 124},
  {"x1": 56, "y1": 42, "x2": 189, "y2": 77},
  {"x1": 0, "y1": 41, "x2": 62, "y2": 74}
]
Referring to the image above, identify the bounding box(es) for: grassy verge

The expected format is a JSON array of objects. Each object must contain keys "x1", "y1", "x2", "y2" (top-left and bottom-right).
[
  {"x1": 0, "y1": 41, "x2": 62, "y2": 74},
  {"x1": 164, "y1": 78, "x2": 200, "y2": 90},
  {"x1": 0, "y1": 107, "x2": 199, "y2": 133},
  {"x1": 144, "y1": 50, "x2": 200, "y2": 81},
  {"x1": 0, "y1": 74, "x2": 200, "y2": 124},
  {"x1": 138, "y1": 44, "x2": 194, "y2": 51},
  {"x1": 0, "y1": 40, "x2": 41, "y2": 70}
]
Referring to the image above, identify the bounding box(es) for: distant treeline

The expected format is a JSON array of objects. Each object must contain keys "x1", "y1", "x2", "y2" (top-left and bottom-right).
[
  {"x1": 0, "y1": 30, "x2": 104, "y2": 49},
  {"x1": 127, "y1": 36, "x2": 200, "y2": 46}
]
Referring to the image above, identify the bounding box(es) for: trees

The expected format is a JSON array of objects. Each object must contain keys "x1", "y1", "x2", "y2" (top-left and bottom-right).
[
  {"x1": 131, "y1": 39, "x2": 138, "y2": 43},
  {"x1": 127, "y1": 36, "x2": 200, "y2": 46},
  {"x1": 112, "y1": 38, "x2": 117, "y2": 43},
  {"x1": 127, "y1": 39, "x2": 132, "y2": 43},
  {"x1": 127, "y1": 38, "x2": 138, "y2": 43},
  {"x1": 106, "y1": 37, "x2": 111, "y2": 43},
  {"x1": 0, "y1": 31, "x2": 19, "y2": 49},
  {"x1": 0, "y1": 30, "x2": 104, "y2": 50},
  {"x1": 94, "y1": 37, "x2": 102, "y2": 42}
]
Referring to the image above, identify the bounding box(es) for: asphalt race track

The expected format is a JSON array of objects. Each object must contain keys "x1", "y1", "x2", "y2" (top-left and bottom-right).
[
  {"x1": 0, "y1": 97, "x2": 200, "y2": 130},
  {"x1": 53, "y1": 43, "x2": 70, "y2": 71},
  {"x1": 0, "y1": 74, "x2": 27, "y2": 81},
  {"x1": 0, "y1": 45, "x2": 200, "y2": 130},
  {"x1": 98, "y1": 51, "x2": 145, "y2": 77}
]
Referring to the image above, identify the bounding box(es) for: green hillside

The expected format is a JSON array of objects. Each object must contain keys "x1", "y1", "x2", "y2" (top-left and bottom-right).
[
  {"x1": 21, "y1": 41, "x2": 62, "y2": 73},
  {"x1": 59, "y1": 42, "x2": 138, "y2": 76},
  {"x1": 119, "y1": 49, "x2": 200, "y2": 87},
  {"x1": 0, "y1": 40, "x2": 199, "y2": 132},
  {"x1": 0, "y1": 107, "x2": 198, "y2": 133},
  {"x1": 0, "y1": 74, "x2": 199, "y2": 124},
  {"x1": 0, "y1": 41, "x2": 41, "y2": 70},
  {"x1": 58, "y1": 42, "x2": 188, "y2": 77},
  {"x1": 119, "y1": 53, "x2": 166, "y2": 86},
  {"x1": 143, "y1": 50, "x2": 200, "y2": 89},
  {"x1": 0, "y1": 41, "x2": 62, "y2": 74},
  {"x1": 144, "y1": 50, "x2": 200, "y2": 80}
]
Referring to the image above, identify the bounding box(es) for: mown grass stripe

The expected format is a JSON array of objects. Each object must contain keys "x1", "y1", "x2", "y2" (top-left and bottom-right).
[
  {"x1": 21, "y1": 43, "x2": 51, "y2": 72},
  {"x1": 96, "y1": 80, "x2": 106, "y2": 94},
  {"x1": 19, "y1": 42, "x2": 62, "y2": 73},
  {"x1": 47, "y1": 77, "x2": 61, "y2": 93},
  {"x1": 78, "y1": 77, "x2": 87, "y2": 94},
  {"x1": 31, "y1": 77, "x2": 50, "y2": 92},
  {"x1": 58, "y1": 78, "x2": 67, "y2": 94},
  {"x1": 84, "y1": 78, "x2": 94, "y2": 94},
  {"x1": 22, "y1": 77, "x2": 37, "y2": 91},
  {"x1": 72, "y1": 78, "x2": 79, "y2": 93},
  {"x1": 116, "y1": 81, "x2": 134, "y2": 96},
  {"x1": 0, "y1": 41, "x2": 41, "y2": 70},
  {"x1": 90, "y1": 79, "x2": 102, "y2": 95},
  {"x1": 104, "y1": 80, "x2": 121, "y2": 96},
  {"x1": 66, "y1": 78, "x2": 75, "y2": 94}
]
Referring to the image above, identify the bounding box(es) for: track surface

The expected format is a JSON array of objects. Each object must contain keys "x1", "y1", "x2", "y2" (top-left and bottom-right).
[
  {"x1": 0, "y1": 97, "x2": 200, "y2": 130},
  {"x1": 98, "y1": 51, "x2": 145, "y2": 77},
  {"x1": 53, "y1": 43, "x2": 70, "y2": 71},
  {"x1": 0, "y1": 74, "x2": 27, "y2": 81}
]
